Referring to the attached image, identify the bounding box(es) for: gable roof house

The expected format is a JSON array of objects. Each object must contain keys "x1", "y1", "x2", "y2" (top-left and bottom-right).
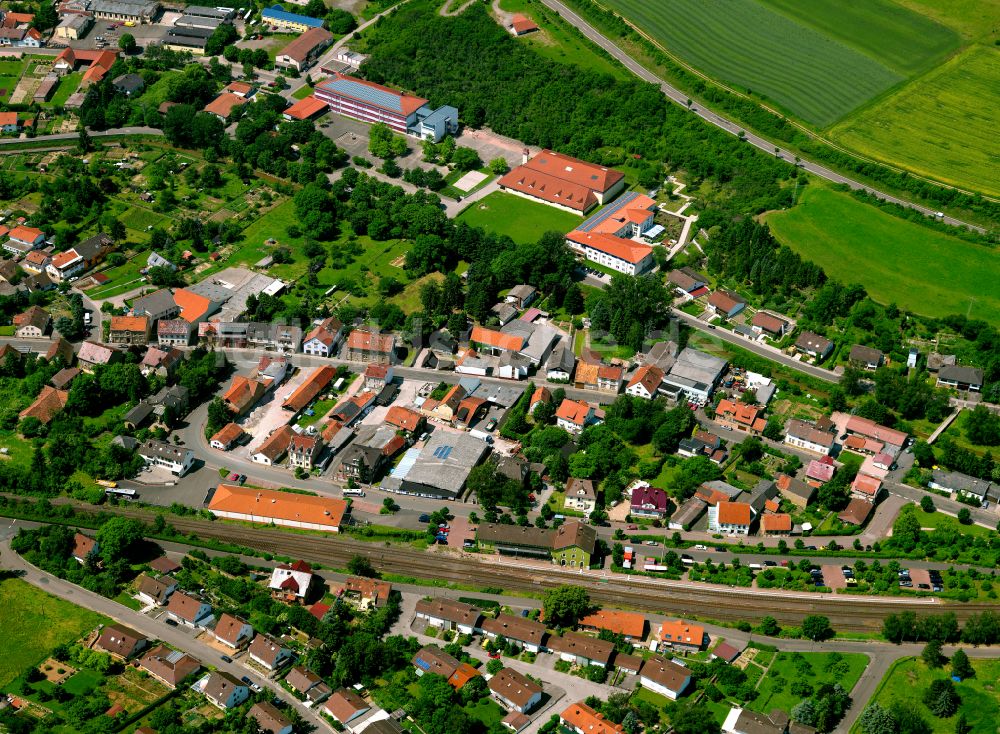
[
  {"x1": 848, "y1": 344, "x2": 884, "y2": 371},
  {"x1": 248, "y1": 634, "x2": 295, "y2": 671},
  {"x1": 108, "y1": 315, "x2": 151, "y2": 346},
  {"x1": 343, "y1": 328, "x2": 396, "y2": 363},
  {"x1": 268, "y1": 560, "x2": 314, "y2": 602},
  {"x1": 548, "y1": 632, "x2": 614, "y2": 668},
  {"x1": 212, "y1": 613, "x2": 254, "y2": 649},
  {"x1": 715, "y1": 399, "x2": 766, "y2": 435},
  {"x1": 288, "y1": 433, "x2": 323, "y2": 471},
  {"x1": 19, "y1": 385, "x2": 69, "y2": 425},
  {"x1": 783, "y1": 418, "x2": 834, "y2": 456},
  {"x1": 630, "y1": 484, "x2": 669, "y2": 518},
  {"x1": 13, "y1": 305, "x2": 50, "y2": 338},
  {"x1": 249, "y1": 701, "x2": 294, "y2": 734},
  {"x1": 751, "y1": 312, "x2": 789, "y2": 338},
  {"x1": 199, "y1": 671, "x2": 249, "y2": 709},
  {"x1": 72, "y1": 532, "x2": 98, "y2": 564},
  {"x1": 302, "y1": 316, "x2": 344, "y2": 357},
  {"x1": 708, "y1": 501, "x2": 753, "y2": 535},
  {"x1": 166, "y1": 592, "x2": 213, "y2": 628},
  {"x1": 135, "y1": 573, "x2": 177, "y2": 606},
  {"x1": 556, "y1": 398, "x2": 597, "y2": 434},
  {"x1": 139, "y1": 646, "x2": 201, "y2": 688},
  {"x1": 3, "y1": 224, "x2": 45, "y2": 255},
  {"x1": 132, "y1": 288, "x2": 180, "y2": 321},
  {"x1": 578, "y1": 610, "x2": 646, "y2": 641},
  {"x1": 480, "y1": 613, "x2": 548, "y2": 653},
  {"x1": 140, "y1": 346, "x2": 183, "y2": 377},
  {"x1": 667, "y1": 267, "x2": 707, "y2": 295},
  {"x1": 707, "y1": 289, "x2": 747, "y2": 319},
  {"x1": 626, "y1": 364, "x2": 664, "y2": 400},
  {"x1": 275, "y1": 26, "x2": 334, "y2": 72},
  {"x1": 658, "y1": 620, "x2": 705, "y2": 651},
  {"x1": 775, "y1": 474, "x2": 815, "y2": 509},
  {"x1": 561, "y1": 703, "x2": 625, "y2": 734},
  {"x1": 282, "y1": 365, "x2": 337, "y2": 415},
  {"x1": 411, "y1": 645, "x2": 482, "y2": 689},
  {"x1": 639, "y1": 656, "x2": 692, "y2": 700},
  {"x1": 937, "y1": 365, "x2": 985, "y2": 392},
  {"x1": 489, "y1": 667, "x2": 543, "y2": 714},
  {"x1": 564, "y1": 477, "x2": 598, "y2": 514},
  {"x1": 96, "y1": 624, "x2": 148, "y2": 659},
  {"x1": 210, "y1": 422, "x2": 246, "y2": 451},
  {"x1": 323, "y1": 688, "x2": 371, "y2": 725},
  {"x1": 336, "y1": 575, "x2": 393, "y2": 609},
  {"x1": 251, "y1": 424, "x2": 296, "y2": 465},
  {"x1": 794, "y1": 331, "x2": 833, "y2": 360},
  {"x1": 208, "y1": 483, "x2": 346, "y2": 532},
  {"x1": 285, "y1": 665, "x2": 332, "y2": 704}
]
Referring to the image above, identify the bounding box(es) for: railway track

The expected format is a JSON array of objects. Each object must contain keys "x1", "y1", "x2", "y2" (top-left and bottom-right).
[{"x1": 99, "y1": 509, "x2": 991, "y2": 633}]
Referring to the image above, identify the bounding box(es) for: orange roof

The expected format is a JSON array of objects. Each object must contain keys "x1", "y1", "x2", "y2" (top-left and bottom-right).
[
  {"x1": 211, "y1": 422, "x2": 245, "y2": 447},
  {"x1": 9, "y1": 225, "x2": 42, "y2": 242},
  {"x1": 561, "y1": 703, "x2": 624, "y2": 734},
  {"x1": 346, "y1": 328, "x2": 394, "y2": 354},
  {"x1": 470, "y1": 325, "x2": 524, "y2": 352},
  {"x1": 284, "y1": 95, "x2": 328, "y2": 120},
  {"x1": 0, "y1": 112, "x2": 18, "y2": 127},
  {"x1": 717, "y1": 399, "x2": 766, "y2": 432},
  {"x1": 172, "y1": 288, "x2": 212, "y2": 323},
  {"x1": 110, "y1": 315, "x2": 149, "y2": 333},
  {"x1": 3, "y1": 12, "x2": 34, "y2": 26},
  {"x1": 282, "y1": 365, "x2": 337, "y2": 413},
  {"x1": 524, "y1": 150, "x2": 624, "y2": 193},
  {"x1": 385, "y1": 406, "x2": 422, "y2": 432},
  {"x1": 852, "y1": 473, "x2": 882, "y2": 497},
  {"x1": 209, "y1": 484, "x2": 347, "y2": 530},
  {"x1": 19, "y1": 385, "x2": 68, "y2": 424},
  {"x1": 321, "y1": 419, "x2": 345, "y2": 443},
  {"x1": 203, "y1": 92, "x2": 248, "y2": 118},
  {"x1": 223, "y1": 376, "x2": 266, "y2": 414},
  {"x1": 716, "y1": 501, "x2": 752, "y2": 526},
  {"x1": 578, "y1": 610, "x2": 645, "y2": 639},
  {"x1": 597, "y1": 364, "x2": 623, "y2": 381},
  {"x1": 530, "y1": 386, "x2": 551, "y2": 407},
  {"x1": 588, "y1": 194, "x2": 657, "y2": 235},
  {"x1": 50, "y1": 249, "x2": 82, "y2": 268},
  {"x1": 556, "y1": 398, "x2": 591, "y2": 426},
  {"x1": 57, "y1": 48, "x2": 118, "y2": 83},
  {"x1": 224, "y1": 81, "x2": 253, "y2": 96},
  {"x1": 279, "y1": 26, "x2": 333, "y2": 62},
  {"x1": 566, "y1": 230, "x2": 652, "y2": 265},
  {"x1": 23, "y1": 251, "x2": 49, "y2": 266},
  {"x1": 574, "y1": 361, "x2": 599, "y2": 386},
  {"x1": 764, "y1": 498, "x2": 780, "y2": 513},
  {"x1": 447, "y1": 662, "x2": 482, "y2": 690},
  {"x1": 761, "y1": 513, "x2": 791, "y2": 532},
  {"x1": 626, "y1": 364, "x2": 663, "y2": 394},
  {"x1": 510, "y1": 13, "x2": 538, "y2": 33},
  {"x1": 658, "y1": 620, "x2": 704, "y2": 646}
]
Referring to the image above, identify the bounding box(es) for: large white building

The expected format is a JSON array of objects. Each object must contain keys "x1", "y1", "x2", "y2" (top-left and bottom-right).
[
  {"x1": 138, "y1": 439, "x2": 194, "y2": 477},
  {"x1": 565, "y1": 230, "x2": 654, "y2": 276}
]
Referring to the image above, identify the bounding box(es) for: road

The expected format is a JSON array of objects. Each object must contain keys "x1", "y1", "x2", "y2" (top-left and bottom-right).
[
  {"x1": 0, "y1": 527, "x2": 327, "y2": 732},
  {"x1": 0, "y1": 126, "x2": 163, "y2": 147},
  {"x1": 537, "y1": 0, "x2": 986, "y2": 234}
]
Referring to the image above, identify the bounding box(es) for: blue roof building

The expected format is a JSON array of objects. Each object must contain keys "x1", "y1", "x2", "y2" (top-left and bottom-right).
[{"x1": 261, "y1": 4, "x2": 324, "y2": 31}]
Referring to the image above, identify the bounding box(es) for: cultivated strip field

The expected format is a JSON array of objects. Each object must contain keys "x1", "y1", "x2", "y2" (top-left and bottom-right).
[
  {"x1": 829, "y1": 46, "x2": 1000, "y2": 198},
  {"x1": 764, "y1": 186, "x2": 1000, "y2": 323},
  {"x1": 598, "y1": 0, "x2": 954, "y2": 126}
]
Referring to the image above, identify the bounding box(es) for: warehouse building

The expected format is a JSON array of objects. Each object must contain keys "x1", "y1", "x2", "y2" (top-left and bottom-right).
[{"x1": 380, "y1": 430, "x2": 488, "y2": 499}]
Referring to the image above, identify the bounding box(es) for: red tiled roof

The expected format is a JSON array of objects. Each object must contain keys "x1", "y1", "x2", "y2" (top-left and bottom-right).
[
  {"x1": 561, "y1": 702, "x2": 624, "y2": 734},
  {"x1": 578, "y1": 610, "x2": 645, "y2": 639},
  {"x1": 510, "y1": 13, "x2": 538, "y2": 33},
  {"x1": 852, "y1": 473, "x2": 882, "y2": 497},
  {"x1": 209, "y1": 483, "x2": 346, "y2": 529},
  {"x1": 626, "y1": 364, "x2": 663, "y2": 394},
  {"x1": 385, "y1": 406, "x2": 422, "y2": 432},
  {"x1": 284, "y1": 95, "x2": 328, "y2": 120},
  {"x1": 566, "y1": 230, "x2": 652, "y2": 265},
  {"x1": 761, "y1": 514, "x2": 791, "y2": 532},
  {"x1": 346, "y1": 328, "x2": 394, "y2": 354},
  {"x1": 110, "y1": 315, "x2": 148, "y2": 333},
  {"x1": 716, "y1": 501, "x2": 752, "y2": 526},
  {"x1": 204, "y1": 92, "x2": 248, "y2": 118},
  {"x1": 751, "y1": 311, "x2": 787, "y2": 333},
  {"x1": 556, "y1": 398, "x2": 591, "y2": 425},
  {"x1": 471, "y1": 325, "x2": 524, "y2": 352},
  {"x1": 173, "y1": 288, "x2": 212, "y2": 323},
  {"x1": 279, "y1": 26, "x2": 333, "y2": 62},
  {"x1": 19, "y1": 385, "x2": 68, "y2": 424},
  {"x1": 282, "y1": 365, "x2": 337, "y2": 413}
]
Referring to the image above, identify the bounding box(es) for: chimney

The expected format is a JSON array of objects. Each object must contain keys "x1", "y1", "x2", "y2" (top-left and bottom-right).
[{"x1": 522, "y1": 147, "x2": 529, "y2": 165}]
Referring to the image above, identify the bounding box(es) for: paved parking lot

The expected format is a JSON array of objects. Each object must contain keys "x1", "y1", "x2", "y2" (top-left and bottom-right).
[{"x1": 821, "y1": 563, "x2": 847, "y2": 590}]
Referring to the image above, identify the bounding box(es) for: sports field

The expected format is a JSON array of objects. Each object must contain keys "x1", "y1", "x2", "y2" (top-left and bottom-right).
[
  {"x1": 457, "y1": 191, "x2": 581, "y2": 243},
  {"x1": 829, "y1": 46, "x2": 1000, "y2": 197},
  {"x1": 600, "y1": 0, "x2": 956, "y2": 126},
  {"x1": 764, "y1": 186, "x2": 1000, "y2": 324}
]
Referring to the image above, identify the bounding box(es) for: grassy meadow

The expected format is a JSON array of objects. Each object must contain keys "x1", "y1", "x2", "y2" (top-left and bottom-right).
[
  {"x1": 764, "y1": 185, "x2": 1000, "y2": 323},
  {"x1": 457, "y1": 191, "x2": 581, "y2": 243}
]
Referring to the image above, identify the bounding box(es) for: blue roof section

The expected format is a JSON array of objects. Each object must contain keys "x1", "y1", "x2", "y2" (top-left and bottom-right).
[
  {"x1": 262, "y1": 4, "x2": 324, "y2": 27},
  {"x1": 578, "y1": 190, "x2": 639, "y2": 233},
  {"x1": 420, "y1": 105, "x2": 457, "y2": 126},
  {"x1": 318, "y1": 76, "x2": 406, "y2": 113}
]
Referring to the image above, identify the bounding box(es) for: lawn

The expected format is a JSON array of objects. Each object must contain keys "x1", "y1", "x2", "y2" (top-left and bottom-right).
[
  {"x1": 599, "y1": 0, "x2": 937, "y2": 126},
  {"x1": 764, "y1": 185, "x2": 1000, "y2": 324},
  {"x1": 456, "y1": 191, "x2": 581, "y2": 243},
  {"x1": 939, "y1": 409, "x2": 997, "y2": 457},
  {"x1": 0, "y1": 57, "x2": 26, "y2": 101},
  {"x1": 463, "y1": 698, "x2": 506, "y2": 728},
  {"x1": 830, "y1": 46, "x2": 1000, "y2": 197},
  {"x1": 120, "y1": 206, "x2": 169, "y2": 232},
  {"x1": 853, "y1": 657, "x2": 1000, "y2": 734},
  {"x1": 297, "y1": 398, "x2": 336, "y2": 428},
  {"x1": 908, "y1": 505, "x2": 992, "y2": 538},
  {"x1": 751, "y1": 651, "x2": 867, "y2": 715},
  {"x1": 63, "y1": 668, "x2": 104, "y2": 696},
  {"x1": 0, "y1": 578, "x2": 107, "y2": 688},
  {"x1": 48, "y1": 72, "x2": 83, "y2": 108},
  {"x1": 497, "y1": 0, "x2": 629, "y2": 78}
]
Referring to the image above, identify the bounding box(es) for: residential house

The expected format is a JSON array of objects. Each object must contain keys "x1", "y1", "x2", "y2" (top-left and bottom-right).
[
  {"x1": 337, "y1": 424, "x2": 404, "y2": 482},
  {"x1": 529, "y1": 386, "x2": 552, "y2": 414},
  {"x1": 146, "y1": 251, "x2": 175, "y2": 270},
  {"x1": 751, "y1": 312, "x2": 789, "y2": 338},
  {"x1": 96, "y1": 624, "x2": 148, "y2": 659},
  {"x1": 140, "y1": 346, "x2": 183, "y2": 377},
  {"x1": 212, "y1": 614, "x2": 254, "y2": 649},
  {"x1": 131, "y1": 288, "x2": 179, "y2": 321},
  {"x1": 667, "y1": 267, "x2": 707, "y2": 295},
  {"x1": 711, "y1": 642, "x2": 744, "y2": 664},
  {"x1": 223, "y1": 376, "x2": 267, "y2": 416},
  {"x1": 564, "y1": 477, "x2": 597, "y2": 514},
  {"x1": 72, "y1": 532, "x2": 98, "y2": 564},
  {"x1": 136, "y1": 573, "x2": 177, "y2": 606},
  {"x1": 200, "y1": 671, "x2": 249, "y2": 709},
  {"x1": 112, "y1": 73, "x2": 144, "y2": 96},
  {"x1": 414, "y1": 598, "x2": 482, "y2": 634},
  {"x1": 927, "y1": 353, "x2": 956, "y2": 373},
  {"x1": 805, "y1": 459, "x2": 835, "y2": 484},
  {"x1": 249, "y1": 701, "x2": 293, "y2": 734},
  {"x1": 639, "y1": 656, "x2": 691, "y2": 700},
  {"x1": 471, "y1": 325, "x2": 524, "y2": 355},
  {"x1": 761, "y1": 514, "x2": 792, "y2": 536},
  {"x1": 937, "y1": 365, "x2": 984, "y2": 392},
  {"x1": 44, "y1": 337, "x2": 75, "y2": 365},
  {"x1": 707, "y1": 289, "x2": 747, "y2": 319},
  {"x1": 715, "y1": 400, "x2": 766, "y2": 435},
  {"x1": 3, "y1": 225, "x2": 45, "y2": 255},
  {"x1": 505, "y1": 284, "x2": 537, "y2": 309},
  {"x1": 21, "y1": 250, "x2": 50, "y2": 274},
  {"x1": 488, "y1": 668, "x2": 543, "y2": 714},
  {"x1": 848, "y1": 344, "x2": 884, "y2": 371},
  {"x1": 708, "y1": 501, "x2": 753, "y2": 535},
  {"x1": 851, "y1": 473, "x2": 884, "y2": 502},
  {"x1": 288, "y1": 433, "x2": 323, "y2": 471},
  {"x1": 561, "y1": 703, "x2": 624, "y2": 734},
  {"x1": 476, "y1": 521, "x2": 597, "y2": 568},
  {"x1": 248, "y1": 634, "x2": 295, "y2": 671},
  {"x1": 210, "y1": 423, "x2": 246, "y2": 451},
  {"x1": 268, "y1": 560, "x2": 314, "y2": 602},
  {"x1": 364, "y1": 362, "x2": 393, "y2": 391},
  {"x1": 323, "y1": 688, "x2": 370, "y2": 725},
  {"x1": 783, "y1": 419, "x2": 834, "y2": 456},
  {"x1": 285, "y1": 666, "x2": 332, "y2": 704},
  {"x1": 343, "y1": 328, "x2": 396, "y2": 363},
  {"x1": 555, "y1": 398, "x2": 597, "y2": 434},
  {"x1": 721, "y1": 707, "x2": 809, "y2": 734},
  {"x1": 838, "y1": 498, "x2": 874, "y2": 526},
  {"x1": 158, "y1": 319, "x2": 193, "y2": 347},
  {"x1": 108, "y1": 315, "x2": 151, "y2": 346},
  {"x1": 138, "y1": 439, "x2": 195, "y2": 476},
  {"x1": 480, "y1": 614, "x2": 548, "y2": 654},
  {"x1": 336, "y1": 576, "x2": 393, "y2": 609},
  {"x1": 838, "y1": 413, "x2": 908, "y2": 454},
  {"x1": 150, "y1": 556, "x2": 181, "y2": 575},
  {"x1": 548, "y1": 633, "x2": 614, "y2": 668},
  {"x1": 385, "y1": 405, "x2": 424, "y2": 434},
  {"x1": 165, "y1": 591, "x2": 213, "y2": 628},
  {"x1": 546, "y1": 344, "x2": 576, "y2": 381},
  {"x1": 775, "y1": 474, "x2": 814, "y2": 509},
  {"x1": 578, "y1": 610, "x2": 646, "y2": 641},
  {"x1": 275, "y1": 26, "x2": 333, "y2": 71},
  {"x1": 658, "y1": 620, "x2": 705, "y2": 652},
  {"x1": 78, "y1": 341, "x2": 121, "y2": 373},
  {"x1": 412, "y1": 645, "x2": 482, "y2": 689},
  {"x1": 138, "y1": 646, "x2": 202, "y2": 688},
  {"x1": 19, "y1": 386, "x2": 69, "y2": 424},
  {"x1": 929, "y1": 470, "x2": 994, "y2": 503},
  {"x1": 302, "y1": 316, "x2": 344, "y2": 356},
  {"x1": 251, "y1": 424, "x2": 296, "y2": 465},
  {"x1": 794, "y1": 331, "x2": 833, "y2": 360},
  {"x1": 625, "y1": 364, "x2": 664, "y2": 400},
  {"x1": 574, "y1": 357, "x2": 624, "y2": 394},
  {"x1": 13, "y1": 305, "x2": 49, "y2": 338},
  {"x1": 203, "y1": 92, "x2": 248, "y2": 120},
  {"x1": 630, "y1": 484, "x2": 669, "y2": 519}
]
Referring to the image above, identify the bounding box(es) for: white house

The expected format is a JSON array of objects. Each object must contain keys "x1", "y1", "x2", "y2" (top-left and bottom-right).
[
  {"x1": 783, "y1": 419, "x2": 834, "y2": 456},
  {"x1": 165, "y1": 591, "x2": 213, "y2": 628},
  {"x1": 707, "y1": 501, "x2": 753, "y2": 536},
  {"x1": 199, "y1": 671, "x2": 249, "y2": 710},
  {"x1": 302, "y1": 317, "x2": 343, "y2": 357},
  {"x1": 138, "y1": 439, "x2": 195, "y2": 477},
  {"x1": 555, "y1": 399, "x2": 596, "y2": 434},
  {"x1": 248, "y1": 634, "x2": 295, "y2": 671},
  {"x1": 625, "y1": 364, "x2": 663, "y2": 400},
  {"x1": 268, "y1": 561, "x2": 314, "y2": 600},
  {"x1": 639, "y1": 657, "x2": 691, "y2": 700}
]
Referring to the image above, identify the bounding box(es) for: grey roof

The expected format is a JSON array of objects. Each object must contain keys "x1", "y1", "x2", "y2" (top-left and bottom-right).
[
  {"x1": 671, "y1": 497, "x2": 706, "y2": 527},
  {"x1": 113, "y1": 73, "x2": 145, "y2": 93},
  {"x1": 931, "y1": 470, "x2": 993, "y2": 499},
  {"x1": 500, "y1": 319, "x2": 560, "y2": 364},
  {"x1": 92, "y1": 0, "x2": 159, "y2": 18},
  {"x1": 124, "y1": 401, "x2": 154, "y2": 425},
  {"x1": 938, "y1": 365, "x2": 984, "y2": 386},
  {"x1": 547, "y1": 344, "x2": 575, "y2": 374},
  {"x1": 665, "y1": 348, "x2": 726, "y2": 392},
  {"x1": 183, "y1": 5, "x2": 234, "y2": 19},
  {"x1": 395, "y1": 430, "x2": 488, "y2": 496},
  {"x1": 74, "y1": 233, "x2": 113, "y2": 261},
  {"x1": 132, "y1": 288, "x2": 177, "y2": 317},
  {"x1": 848, "y1": 344, "x2": 883, "y2": 365},
  {"x1": 186, "y1": 279, "x2": 234, "y2": 303},
  {"x1": 139, "y1": 439, "x2": 190, "y2": 462},
  {"x1": 167, "y1": 25, "x2": 214, "y2": 39},
  {"x1": 795, "y1": 331, "x2": 832, "y2": 354},
  {"x1": 507, "y1": 284, "x2": 536, "y2": 300},
  {"x1": 174, "y1": 14, "x2": 223, "y2": 28},
  {"x1": 112, "y1": 435, "x2": 139, "y2": 451},
  {"x1": 702, "y1": 480, "x2": 743, "y2": 499},
  {"x1": 419, "y1": 105, "x2": 458, "y2": 127},
  {"x1": 926, "y1": 353, "x2": 956, "y2": 372}
]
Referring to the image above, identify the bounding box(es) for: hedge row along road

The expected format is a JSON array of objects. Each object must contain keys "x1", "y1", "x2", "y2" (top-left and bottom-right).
[{"x1": 537, "y1": 0, "x2": 987, "y2": 234}]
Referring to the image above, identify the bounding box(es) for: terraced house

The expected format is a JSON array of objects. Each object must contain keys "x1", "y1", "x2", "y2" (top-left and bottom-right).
[{"x1": 476, "y1": 520, "x2": 597, "y2": 568}]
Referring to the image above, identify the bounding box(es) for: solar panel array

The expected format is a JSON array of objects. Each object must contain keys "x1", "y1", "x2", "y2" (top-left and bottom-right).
[
  {"x1": 432, "y1": 445, "x2": 453, "y2": 460},
  {"x1": 323, "y1": 78, "x2": 404, "y2": 114},
  {"x1": 578, "y1": 190, "x2": 639, "y2": 232}
]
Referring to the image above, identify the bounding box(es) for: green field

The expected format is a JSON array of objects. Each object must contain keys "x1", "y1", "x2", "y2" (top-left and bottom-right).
[
  {"x1": 0, "y1": 578, "x2": 107, "y2": 688},
  {"x1": 751, "y1": 651, "x2": 867, "y2": 715},
  {"x1": 830, "y1": 46, "x2": 1000, "y2": 197},
  {"x1": 764, "y1": 186, "x2": 1000, "y2": 323},
  {"x1": 456, "y1": 191, "x2": 581, "y2": 243},
  {"x1": 49, "y1": 72, "x2": 83, "y2": 108},
  {"x1": 854, "y1": 657, "x2": 1000, "y2": 734},
  {"x1": 599, "y1": 0, "x2": 956, "y2": 126}
]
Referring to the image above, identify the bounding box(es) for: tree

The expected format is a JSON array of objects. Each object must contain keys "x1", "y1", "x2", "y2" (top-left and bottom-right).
[
  {"x1": 542, "y1": 585, "x2": 591, "y2": 627},
  {"x1": 488, "y1": 157, "x2": 508, "y2": 175},
  {"x1": 965, "y1": 405, "x2": 1000, "y2": 446},
  {"x1": 858, "y1": 704, "x2": 897, "y2": 734},
  {"x1": 954, "y1": 714, "x2": 971, "y2": 734},
  {"x1": 957, "y1": 508, "x2": 972, "y2": 525},
  {"x1": 950, "y1": 649, "x2": 973, "y2": 680},
  {"x1": 95, "y1": 517, "x2": 144, "y2": 563},
  {"x1": 757, "y1": 616, "x2": 780, "y2": 636},
  {"x1": 347, "y1": 555, "x2": 379, "y2": 578},
  {"x1": 118, "y1": 33, "x2": 136, "y2": 53},
  {"x1": 486, "y1": 659, "x2": 503, "y2": 675},
  {"x1": 922, "y1": 640, "x2": 945, "y2": 668},
  {"x1": 671, "y1": 703, "x2": 721, "y2": 734},
  {"x1": 791, "y1": 699, "x2": 816, "y2": 728},
  {"x1": 924, "y1": 679, "x2": 959, "y2": 718},
  {"x1": 802, "y1": 615, "x2": 832, "y2": 641},
  {"x1": 920, "y1": 495, "x2": 935, "y2": 513},
  {"x1": 451, "y1": 147, "x2": 481, "y2": 171},
  {"x1": 77, "y1": 126, "x2": 91, "y2": 153}
]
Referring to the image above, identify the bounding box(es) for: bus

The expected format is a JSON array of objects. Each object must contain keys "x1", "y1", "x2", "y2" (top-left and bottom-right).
[
  {"x1": 105, "y1": 487, "x2": 137, "y2": 500},
  {"x1": 343, "y1": 488, "x2": 365, "y2": 497},
  {"x1": 96, "y1": 479, "x2": 118, "y2": 489}
]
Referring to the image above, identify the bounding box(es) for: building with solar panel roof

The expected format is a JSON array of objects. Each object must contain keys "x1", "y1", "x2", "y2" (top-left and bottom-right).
[
  {"x1": 379, "y1": 429, "x2": 489, "y2": 498},
  {"x1": 314, "y1": 72, "x2": 458, "y2": 142}
]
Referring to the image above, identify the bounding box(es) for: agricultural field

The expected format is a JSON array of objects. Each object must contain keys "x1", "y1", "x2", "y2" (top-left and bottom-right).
[
  {"x1": 855, "y1": 657, "x2": 1000, "y2": 734},
  {"x1": 764, "y1": 185, "x2": 1000, "y2": 324},
  {"x1": 829, "y1": 46, "x2": 1000, "y2": 197},
  {"x1": 456, "y1": 191, "x2": 581, "y2": 243},
  {"x1": 751, "y1": 651, "x2": 867, "y2": 715},
  {"x1": 0, "y1": 578, "x2": 107, "y2": 688},
  {"x1": 599, "y1": 0, "x2": 955, "y2": 126}
]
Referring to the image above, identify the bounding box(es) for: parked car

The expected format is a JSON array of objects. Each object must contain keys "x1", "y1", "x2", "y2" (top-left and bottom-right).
[
  {"x1": 221, "y1": 655, "x2": 233, "y2": 663},
  {"x1": 164, "y1": 618, "x2": 178, "y2": 627},
  {"x1": 418, "y1": 514, "x2": 431, "y2": 523},
  {"x1": 762, "y1": 560, "x2": 777, "y2": 567},
  {"x1": 485, "y1": 418, "x2": 497, "y2": 431},
  {"x1": 644, "y1": 540, "x2": 658, "y2": 546},
  {"x1": 463, "y1": 539, "x2": 475, "y2": 548},
  {"x1": 627, "y1": 524, "x2": 638, "y2": 530},
  {"x1": 226, "y1": 472, "x2": 246, "y2": 485},
  {"x1": 694, "y1": 544, "x2": 708, "y2": 551}
]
